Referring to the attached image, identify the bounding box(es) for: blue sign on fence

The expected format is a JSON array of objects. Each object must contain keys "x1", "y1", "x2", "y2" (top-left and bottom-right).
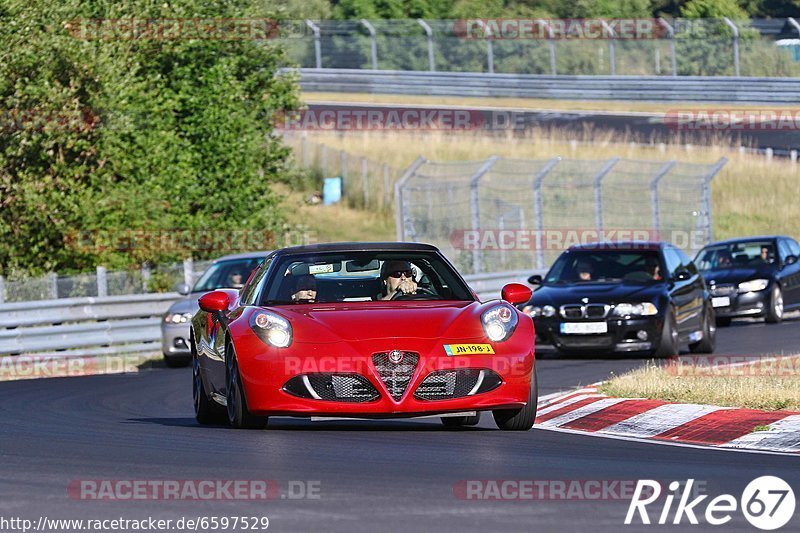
[{"x1": 323, "y1": 176, "x2": 342, "y2": 205}]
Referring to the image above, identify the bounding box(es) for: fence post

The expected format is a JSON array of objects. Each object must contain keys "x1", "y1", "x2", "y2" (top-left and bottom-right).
[
  {"x1": 469, "y1": 156, "x2": 499, "y2": 273},
  {"x1": 699, "y1": 158, "x2": 728, "y2": 248},
  {"x1": 593, "y1": 158, "x2": 621, "y2": 233},
  {"x1": 383, "y1": 163, "x2": 390, "y2": 208},
  {"x1": 320, "y1": 144, "x2": 327, "y2": 176},
  {"x1": 141, "y1": 263, "x2": 151, "y2": 293},
  {"x1": 96, "y1": 266, "x2": 108, "y2": 297},
  {"x1": 305, "y1": 20, "x2": 322, "y2": 69},
  {"x1": 361, "y1": 157, "x2": 369, "y2": 207},
  {"x1": 532, "y1": 158, "x2": 561, "y2": 270},
  {"x1": 302, "y1": 137, "x2": 309, "y2": 169},
  {"x1": 183, "y1": 258, "x2": 194, "y2": 288},
  {"x1": 417, "y1": 19, "x2": 435, "y2": 71},
  {"x1": 658, "y1": 18, "x2": 677, "y2": 76},
  {"x1": 48, "y1": 272, "x2": 58, "y2": 299},
  {"x1": 537, "y1": 19, "x2": 556, "y2": 75},
  {"x1": 476, "y1": 20, "x2": 494, "y2": 74},
  {"x1": 360, "y1": 19, "x2": 378, "y2": 69},
  {"x1": 723, "y1": 18, "x2": 740, "y2": 77},
  {"x1": 394, "y1": 156, "x2": 427, "y2": 241},
  {"x1": 0, "y1": 275, "x2": 4, "y2": 304},
  {"x1": 340, "y1": 150, "x2": 348, "y2": 200},
  {"x1": 601, "y1": 21, "x2": 616, "y2": 75},
  {"x1": 649, "y1": 161, "x2": 677, "y2": 240}
]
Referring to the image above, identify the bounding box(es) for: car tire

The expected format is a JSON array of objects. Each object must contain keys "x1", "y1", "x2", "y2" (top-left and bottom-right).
[
  {"x1": 165, "y1": 354, "x2": 190, "y2": 368},
  {"x1": 653, "y1": 309, "x2": 679, "y2": 358},
  {"x1": 192, "y1": 342, "x2": 226, "y2": 425},
  {"x1": 715, "y1": 317, "x2": 732, "y2": 328},
  {"x1": 689, "y1": 304, "x2": 716, "y2": 354},
  {"x1": 765, "y1": 285, "x2": 784, "y2": 324},
  {"x1": 493, "y1": 369, "x2": 538, "y2": 431},
  {"x1": 226, "y1": 343, "x2": 267, "y2": 430},
  {"x1": 441, "y1": 413, "x2": 481, "y2": 428}
]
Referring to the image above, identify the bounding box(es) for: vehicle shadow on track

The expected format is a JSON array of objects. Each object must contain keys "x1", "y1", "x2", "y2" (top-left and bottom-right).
[{"x1": 125, "y1": 417, "x2": 493, "y2": 431}]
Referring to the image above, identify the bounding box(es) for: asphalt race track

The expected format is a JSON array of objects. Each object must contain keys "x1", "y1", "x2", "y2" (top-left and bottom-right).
[{"x1": 1, "y1": 318, "x2": 799, "y2": 532}]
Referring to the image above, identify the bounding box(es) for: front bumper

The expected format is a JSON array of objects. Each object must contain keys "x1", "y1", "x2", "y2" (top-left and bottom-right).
[
  {"x1": 233, "y1": 333, "x2": 535, "y2": 417},
  {"x1": 161, "y1": 323, "x2": 191, "y2": 357},
  {"x1": 534, "y1": 316, "x2": 662, "y2": 353},
  {"x1": 711, "y1": 289, "x2": 769, "y2": 318}
]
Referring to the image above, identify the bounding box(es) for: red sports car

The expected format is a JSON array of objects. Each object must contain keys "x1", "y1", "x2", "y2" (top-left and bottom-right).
[{"x1": 191, "y1": 242, "x2": 537, "y2": 430}]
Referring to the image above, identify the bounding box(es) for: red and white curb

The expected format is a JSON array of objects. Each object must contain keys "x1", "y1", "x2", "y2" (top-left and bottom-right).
[{"x1": 536, "y1": 386, "x2": 800, "y2": 455}]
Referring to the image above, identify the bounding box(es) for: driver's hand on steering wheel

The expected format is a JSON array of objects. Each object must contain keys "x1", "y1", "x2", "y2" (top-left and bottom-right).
[{"x1": 396, "y1": 278, "x2": 417, "y2": 295}]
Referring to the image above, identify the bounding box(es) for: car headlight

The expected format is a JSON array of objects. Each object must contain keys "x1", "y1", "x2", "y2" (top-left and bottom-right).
[
  {"x1": 250, "y1": 311, "x2": 293, "y2": 348},
  {"x1": 522, "y1": 305, "x2": 555, "y2": 318},
  {"x1": 164, "y1": 312, "x2": 193, "y2": 324},
  {"x1": 738, "y1": 279, "x2": 769, "y2": 293},
  {"x1": 612, "y1": 302, "x2": 659, "y2": 317},
  {"x1": 481, "y1": 304, "x2": 519, "y2": 342}
]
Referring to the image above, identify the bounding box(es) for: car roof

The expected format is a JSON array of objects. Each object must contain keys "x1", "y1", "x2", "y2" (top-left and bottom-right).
[
  {"x1": 274, "y1": 242, "x2": 440, "y2": 255},
  {"x1": 566, "y1": 241, "x2": 665, "y2": 252},
  {"x1": 212, "y1": 251, "x2": 273, "y2": 263},
  {"x1": 704, "y1": 235, "x2": 789, "y2": 247}
]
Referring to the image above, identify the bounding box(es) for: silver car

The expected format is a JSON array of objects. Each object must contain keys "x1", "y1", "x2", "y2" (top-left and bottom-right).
[{"x1": 161, "y1": 251, "x2": 269, "y2": 367}]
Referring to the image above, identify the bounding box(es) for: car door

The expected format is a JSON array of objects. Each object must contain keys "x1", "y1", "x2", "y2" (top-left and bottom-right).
[
  {"x1": 779, "y1": 238, "x2": 800, "y2": 307},
  {"x1": 665, "y1": 246, "x2": 702, "y2": 335}
]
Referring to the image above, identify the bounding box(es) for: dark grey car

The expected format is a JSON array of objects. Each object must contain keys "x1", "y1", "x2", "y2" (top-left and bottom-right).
[{"x1": 161, "y1": 251, "x2": 269, "y2": 367}]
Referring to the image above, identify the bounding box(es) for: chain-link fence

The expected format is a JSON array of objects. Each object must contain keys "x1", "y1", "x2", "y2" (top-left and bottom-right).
[
  {"x1": 280, "y1": 18, "x2": 800, "y2": 77},
  {"x1": 283, "y1": 133, "x2": 402, "y2": 210},
  {"x1": 396, "y1": 155, "x2": 727, "y2": 275}
]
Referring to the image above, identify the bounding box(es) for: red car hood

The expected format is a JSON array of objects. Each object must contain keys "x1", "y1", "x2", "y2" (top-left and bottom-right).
[{"x1": 274, "y1": 301, "x2": 486, "y2": 343}]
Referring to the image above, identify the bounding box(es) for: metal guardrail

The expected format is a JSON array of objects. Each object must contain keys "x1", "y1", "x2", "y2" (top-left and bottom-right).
[
  {"x1": 0, "y1": 271, "x2": 540, "y2": 357},
  {"x1": 291, "y1": 68, "x2": 800, "y2": 104}
]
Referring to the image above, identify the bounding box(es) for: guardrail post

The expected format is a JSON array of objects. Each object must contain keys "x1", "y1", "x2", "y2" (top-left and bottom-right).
[
  {"x1": 361, "y1": 156, "x2": 369, "y2": 207},
  {"x1": 476, "y1": 20, "x2": 494, "y2": 74},
  {"x1": 360, "y1": 19, "x2": 378, "y2": 69},
  {"x1": 649, "y1": 161, "x2": 677, "y2": 240},
  {"x1": 537, "y1": 19, "x2": 556, "y2": 75},
  {"x1": 394, "y1": 156, "x2": 427, "y2": 241},
  {"x1": 48, "y1": 272, "x2": 58, "y2": 299},
  {"x1": 601, "y1": 21, "x2": 616, "y2": 75},
  {"x1": 699, "y1": 157, "x2": 728, "y2": 247},
  {"x1": 0, "y1": 275, "x2": 5, "y2": 304},
  {"x1": 417, "y1": 19, "x2": 435, "y2": 71},
  {"x1": 532, "y1": 157, "x2": 561, "y2": 270},
  {"x1": 382, "y1": 163, "x2": 390, "y2": 208},
  {"x1": 96, "y1": 266, "x2": 108, "y2": 298},
  {"x1": 183, "y1": 258, "x2": 194, "y2": 288},
  {"x1": 469, "y1": 156, "x2": 499, "y2": 273},
  {"x1": 658, "y1": 18, "x2": 677, "y2": 76},
  {"x1": 305, "y1": 20, "x2": 322, "y2": 69},
  {"x1": 723, "y1": 18, "x2": 740, "y2": 76},
  {"x1": 593, "y1": 158, "x2": 621, "y2": 233}
]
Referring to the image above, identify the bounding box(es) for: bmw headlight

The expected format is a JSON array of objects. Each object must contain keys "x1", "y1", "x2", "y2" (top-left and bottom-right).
[
  {"x1": 164, "y1": 312, "x2": 193, "y2": 324},
  {"x1": 250, "y1": 311, "x2": 293, "y2": 348},
  {"x1": 521, "y1": 305, "x2": 555, "y2": 318},
  {"x1": 612, "y1": 303, "x2": 658, "y2": 317},
  {"x1": 738, "y1": 279, "x2": 769, "y2": 293},
  {"x1": 481, "y1": 304, "x2": 519, "y2": 342}
]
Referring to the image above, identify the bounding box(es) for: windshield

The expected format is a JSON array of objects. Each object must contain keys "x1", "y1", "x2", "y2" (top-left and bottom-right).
[
  {"x1": 695, "y1": 241, "x2": 776, "y2": 270},
  {"x1": 545, "y1": 250, "x2": 664, "y2": 284},
  {"x1": 260, "y1": 251, "x2": 474, "y2": 304},
  {"x1": 192, "y1": 258, "x2": 265, "y2": 292}
]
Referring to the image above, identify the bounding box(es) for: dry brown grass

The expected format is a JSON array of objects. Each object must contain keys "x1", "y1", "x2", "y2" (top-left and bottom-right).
[
  {"x1": 292, "y1": 129, "x2": 800, "y2": 241},
  {"x1": 599, "y1": 356, "x2": 800, "y2": 411}
]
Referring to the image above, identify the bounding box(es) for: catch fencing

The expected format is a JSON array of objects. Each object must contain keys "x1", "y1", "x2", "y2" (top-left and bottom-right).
[{"x1": 395, "y1": 155, "x2": 727, "y2": 275}]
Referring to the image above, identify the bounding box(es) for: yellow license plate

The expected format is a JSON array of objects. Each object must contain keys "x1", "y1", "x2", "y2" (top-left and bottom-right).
[{"x1": 444, "y1": 344, "x2": 495, "y2": 356}]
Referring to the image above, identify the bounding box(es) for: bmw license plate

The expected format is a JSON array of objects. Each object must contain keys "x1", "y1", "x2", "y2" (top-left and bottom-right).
[
  {"x1": 560, "y1": 322, "x2": 608, "y2": 335},
  {"x1": 711, "y1": 296, "x2": 730, "y2": 308}
]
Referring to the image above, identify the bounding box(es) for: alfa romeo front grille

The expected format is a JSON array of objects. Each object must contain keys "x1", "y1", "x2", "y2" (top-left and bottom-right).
[{"x1": 372, "y1": 351, "x2": 419, "y2": 401}]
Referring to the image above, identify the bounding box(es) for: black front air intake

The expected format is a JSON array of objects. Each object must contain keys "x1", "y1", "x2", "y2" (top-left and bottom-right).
[
  {"x1": 372, "y1": 351, "x2": 419, "y2": 401},
  {"x1": 283, "y1": 374, "x2": 380, "y2": 403},
  {"x1": 415, "y1": 369, "x2": 502, "y2": 401}
]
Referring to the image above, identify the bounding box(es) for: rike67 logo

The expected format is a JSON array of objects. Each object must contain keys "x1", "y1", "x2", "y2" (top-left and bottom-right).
[{"x1": 626, "y1": 477, "x2": 795, "y2": 530}]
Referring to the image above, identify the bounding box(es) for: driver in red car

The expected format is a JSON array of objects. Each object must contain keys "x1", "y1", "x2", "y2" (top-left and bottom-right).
[{"x1": 378, "y1": 260, "x2": 418, "y2": 300}]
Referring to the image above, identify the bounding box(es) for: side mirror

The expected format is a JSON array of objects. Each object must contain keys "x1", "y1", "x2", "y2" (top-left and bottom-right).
[
  {"x1": 527, "y1": 274, "x2": 543, "y2": 285},
  {"x1": 175, "y1": 282, "x2": 191, "y2": 295},
  {"x1": 785, "y1": 255, "x2": 798, "y2": 266},
  {"x1": 674, "y1": 270, "x2": 692, "y2": 281},
  {"x1": 501, "y1": 283, "x2": 533, "y2": 305},
  {"x1": 198, "y1": 291, "x2": 230, "y2": 313}
]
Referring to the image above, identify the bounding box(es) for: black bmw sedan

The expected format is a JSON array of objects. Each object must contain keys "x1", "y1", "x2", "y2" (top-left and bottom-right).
[
  {"x1": 694, "y1": 235, "x2": 800, "y2": 326},
  {"x1": 520, "y1": 242, "x2": 715, "y2": 357}
]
